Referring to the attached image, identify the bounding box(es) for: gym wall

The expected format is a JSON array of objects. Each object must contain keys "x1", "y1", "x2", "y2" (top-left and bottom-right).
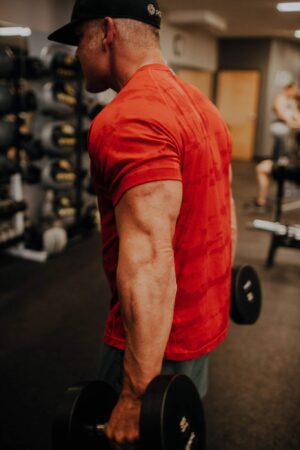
[{"x1": 218, "y1": 38, "x2": 300, "y2": 160}]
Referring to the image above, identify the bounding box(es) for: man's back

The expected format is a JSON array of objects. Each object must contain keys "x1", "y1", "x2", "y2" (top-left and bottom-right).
[{"x1": 89, "y1": 64, "x2": 232, "y2": 360}]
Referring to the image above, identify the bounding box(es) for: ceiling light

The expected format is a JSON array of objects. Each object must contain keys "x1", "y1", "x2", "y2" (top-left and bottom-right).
[
  {"x1": 295, "y1": 30, "x2": 300, "y2": 37},
  {"x1": 277, "y1": 2, "x2": 300, "y2": 12},
  {"x1": 0, "y1": 27, "x2": 32, "y2": 37}
]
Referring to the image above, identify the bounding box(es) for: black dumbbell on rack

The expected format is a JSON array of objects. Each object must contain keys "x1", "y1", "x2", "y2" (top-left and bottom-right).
[
  {"x1": 0, "y1": 46, "x2": 44, "y2": 79},
  {"x1": 0, "y1": 84, "x2": 37, "y2": 116}
]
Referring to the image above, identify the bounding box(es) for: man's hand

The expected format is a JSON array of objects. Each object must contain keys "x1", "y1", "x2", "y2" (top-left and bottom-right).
[{"x1": 105, "y1": 393, "x2": 141, "y2": 448}]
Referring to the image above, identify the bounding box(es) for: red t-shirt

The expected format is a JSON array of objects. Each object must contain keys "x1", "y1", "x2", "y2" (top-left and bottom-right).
[{"x1": 88, "y1": 64, "x2": 232, "y2": 361}]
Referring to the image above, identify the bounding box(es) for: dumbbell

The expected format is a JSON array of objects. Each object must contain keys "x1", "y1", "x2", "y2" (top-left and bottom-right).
[
  {"x1": 22, "y1": 159, "x2": 77, "y2": 189},
  {"x1": 0, "y1": 119, "x2": 32, "y2": 151},
  {"x1": 0, "y1": 198, "x2": 26, "y2": 219},
  {"x1": 53, "y1": 194, "x2": 76, "y2": 224},
  {"x1": 0, "y1": 85, "x2": 37, "y2": 116},
  {"x1": 41, "y1": 159, "x2": 77, "y2": 190},
  {"x1": 39, "y1": 121, "x2": 77, "y2": 156},
  {"x1": 22, "y1": 163, "x2": 41, "y2": 184},
  {"x1": 0, "y1": 223, "x2": 23, "y2": 245},
  {"x1": 43, "y1": 225, "x2": 68, "y2": 254},
  {"x1": 0, "y1": 156, "x2": 19, "y2": 180},
  {"x1": 53, "y1": 374, "x2": 206, "y2": 450},
  {"x1": 231, "y1": 265, "x2": 262, "y2": 325},
  {"x1": 0, "y1": 47, "x2": 45, "y2": 79},
  {"x1": 0, "y1": 121, "x2": 18, "y2": 150},
  {"x1": 36, "y1": 82, "x2": 78, "y2": 116},
  {"x1": 22, "y1": 141, "x2": 44, "y2": 161},
  {"x1": 25, "y1": 224, "x2": 68, "y2": 254},
  {"x1": 0, "y1": 47, "x2": 15, "y2": 78},
  {"x1": 41, "y1": 45, "x2": 81, "y2": 78}
]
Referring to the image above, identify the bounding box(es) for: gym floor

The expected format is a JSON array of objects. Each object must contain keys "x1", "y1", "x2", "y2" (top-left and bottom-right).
[{"x1": 0, "y1": 161, "x2": 299, "y2": 450}]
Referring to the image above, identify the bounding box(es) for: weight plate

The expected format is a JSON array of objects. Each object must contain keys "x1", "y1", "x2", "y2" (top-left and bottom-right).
[
  {"x1": 140, "y1": 374, "x2": 206, "y2": 450},
  {"x1": 53, "y1": 381, "x2": 118, "y2": 450},
  {"x1": 231, "y1": 265, "x2": 262, "y2": 325}
]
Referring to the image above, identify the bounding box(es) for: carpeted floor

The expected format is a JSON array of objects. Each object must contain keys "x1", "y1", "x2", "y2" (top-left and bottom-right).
[{"x1": 0, "y1": 161, "x2": 299, "y2": 450}]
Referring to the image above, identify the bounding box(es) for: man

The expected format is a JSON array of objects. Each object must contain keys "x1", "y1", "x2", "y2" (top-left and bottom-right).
[
  {"x1": 49, "y1": 0, "x2": 236, "y2": 447},
  {"x1": 253, "y1": 80, "x2": 300, "y2": 211}
]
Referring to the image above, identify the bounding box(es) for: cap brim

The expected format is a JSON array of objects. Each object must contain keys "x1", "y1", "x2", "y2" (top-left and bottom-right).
[{"x1": 48, "y1": 21, "x2": 80, "y2": 46}]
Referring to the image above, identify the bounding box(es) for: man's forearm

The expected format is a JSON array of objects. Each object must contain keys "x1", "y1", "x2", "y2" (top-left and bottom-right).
[{"x1": 117, "y1": 249, "x2": 177, "y2": 399}]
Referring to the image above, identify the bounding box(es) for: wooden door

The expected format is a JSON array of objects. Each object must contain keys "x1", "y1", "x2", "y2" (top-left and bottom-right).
[
  {"x1": 177, "y1": 69, "x2": 213, "y2": 99},
  {"x1": 216, "y1": 70, "x2": 261, "y2": 161}
]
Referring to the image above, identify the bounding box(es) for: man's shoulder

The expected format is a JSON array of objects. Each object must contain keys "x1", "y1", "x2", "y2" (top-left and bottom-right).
[{"x1": 91, "y1": 80, "x2": 175, "y2": 135}]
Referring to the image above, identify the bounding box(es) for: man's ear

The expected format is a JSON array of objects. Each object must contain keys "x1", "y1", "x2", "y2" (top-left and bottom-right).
[{"x1": 102, "y1": 17, "x2": 115, "y2": 51}]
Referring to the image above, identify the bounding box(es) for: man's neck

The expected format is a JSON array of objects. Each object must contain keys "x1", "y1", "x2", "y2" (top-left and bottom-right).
[{"x1": 112, "y1": 51, "x2": 167, "y2": 92}]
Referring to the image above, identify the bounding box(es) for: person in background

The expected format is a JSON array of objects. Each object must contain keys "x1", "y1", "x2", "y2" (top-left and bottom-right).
[
  {"x1": 49, "y1": 0, "x2": 237, "y2": 447},
  {"x1": 251, "y1": 80, "x2": 300, "y2": 212}
]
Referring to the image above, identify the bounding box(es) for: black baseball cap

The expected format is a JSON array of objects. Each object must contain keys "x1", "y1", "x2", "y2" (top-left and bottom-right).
[{"x1": 48, "y1": 0, "x2": 162, "y2": 46}]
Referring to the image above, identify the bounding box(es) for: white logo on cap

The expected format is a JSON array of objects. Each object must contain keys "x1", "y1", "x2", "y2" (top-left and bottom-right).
[
  {"x1": 147, "y1": 3, "x2": 161, "y2": 18},
  {"x1": 147, "y1": 4, "x2": 156, "y2": 16}
]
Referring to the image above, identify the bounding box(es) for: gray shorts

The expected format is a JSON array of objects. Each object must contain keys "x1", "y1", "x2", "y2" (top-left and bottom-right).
[{"x1": 97, "y1": 344, "x2": 209, "y2": 399}]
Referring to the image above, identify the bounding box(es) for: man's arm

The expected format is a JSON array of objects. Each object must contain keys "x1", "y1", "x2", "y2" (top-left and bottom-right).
[
  {"x1": 106, "y1": 180, "x2": 182, "y2": 445},
  {"x1": 273, "y1": 95, "x2": 300, "y2": 128}
]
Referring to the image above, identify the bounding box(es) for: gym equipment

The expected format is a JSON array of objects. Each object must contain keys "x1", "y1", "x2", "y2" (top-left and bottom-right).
[
  {"x1": 0, "y1": 85, "x2": 37, "y2": 115},
  {"x1": 0, "y1": 121, "x2": 18, "y2": 150},
  {"x1": 41, "y1": 159, "x2": 76, "y2": 190},
  {"x1": 43, "y1": 225, "x2": 68, "y2": 255},
  {"x1": 22, "y1": 160, "x2": 77, "y2": 188},
  {"x1": 37, "y1": 82, "x2": 78, "y2": 116},
  {"x1": 253, "y1": 219, "x2": 300, "y2": 241},
  {"x1": 0, "y1": 120, "x2": 31, "y2": 151},
  {"x1": 22, "y1": 141, "x2": 44, "y2": 160},
  {"x1": 252, "y1": 219, "x2": 300, "y2": 267},
  {"x1": 0, "y1": 157, "x2": 19, "y2": 181},
  {"x1": 272, "y1": 163, "x2": 300, "y2": 185},
  {"x1": 0, "y1": 199, "x2": 26, "y2": 219},
  {"x1": 0, "y1": 47, "x2": 15, "y2": 78},
  {"x1": 231, "y1": 265, "x2": 262, "y2": 325},
  {"x1": 0, "y1": 47, "x2": 45, "y2": 79},
  {"x1": 0, "y1": 223, "x2": 24, "y2": 248},
  {"x1": 39, "y1": 121, "x2": 77, "y2": 156},
  {"x1": 53, "y1": 194, "x2": 76, "y2": 224},
  {"x1": 41, "y1": 45, "x2": 81, "y2": 78},
  {"x1": 53, "y1": 374, "x2": 206, "y2": 450},
  {"x1": 22, "y1": 163, "x2": 41, "y2": 184}
]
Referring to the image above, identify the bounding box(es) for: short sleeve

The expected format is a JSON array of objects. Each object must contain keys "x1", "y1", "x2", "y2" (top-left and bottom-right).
[{"x1": 91, "y1": 116, "x2": 182, "y2": 206}]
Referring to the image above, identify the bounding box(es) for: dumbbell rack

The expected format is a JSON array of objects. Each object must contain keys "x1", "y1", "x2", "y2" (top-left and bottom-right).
[
  {"x1": 0, "y1": 50, "x2": 48, "y2": 262},
  {"x1": 0, "y1": 52, "x2": 26, "y2": 253},
  {"x1": 37, "y1": 51, "x2": 87, "y2": 240},
  {"x1": 1, "y1": 45, "x2": 101, "y2": 262}
]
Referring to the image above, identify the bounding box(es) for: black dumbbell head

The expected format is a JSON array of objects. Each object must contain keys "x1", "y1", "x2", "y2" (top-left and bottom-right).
[
  {"x1": 53, "y1": 381, "x2": 118, "y2": 450},
  {"x1": 140, "y1": 374, "x2": 206, "y2": 450},
  {"x1": 231, "y1": 265, "x2": 262, "y2": 325}
]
